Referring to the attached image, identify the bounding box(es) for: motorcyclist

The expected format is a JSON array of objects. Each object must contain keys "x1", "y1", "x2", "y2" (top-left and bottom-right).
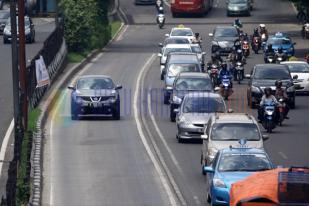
[
  {"x1": 258, "y1": 87, "x2": 280, "y2": 122},
  {"x1": 251, "y1": 28, "x2": 261, "y2": 48},
  {"x1": 156, "y1": 0, "x2": 163, "y2": 11},
  {"x1": 218, "y1": 62, "x2": 233, "y2": 88},
  {"x1": 234, "y1": 39, "x2": 242, "y2": 51},
  {"x1": 211, "y1": 51, "x2": 223, "y2": 65},
  {"x1": 264, "y1": 44, "x2": 275, "y2": 63},
  {"x1": 233, "y1": 18, "x2": 242, "y2": 30},
  {"x1": 156, "y1": 7, "x2": 165, "y2": 27},
  {"x1": 192, "y1": 32, "x2": 202, "y2": 44},
  {"x1": 275, "y1": 80, "x2": 290, "y2": 119},
  {"x1": 275, "y1": 47, "x2": 288, "y2": 62},
  {"x1": 259, "y1": 24, "x2": 269, "y2": 41}
]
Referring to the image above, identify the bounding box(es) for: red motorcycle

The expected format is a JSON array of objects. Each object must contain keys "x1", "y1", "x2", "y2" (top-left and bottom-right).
[
  {"x1": 252, "y1": 37, "x2": 261, "y2": 54},
  {"x1": 242, "y1": 41, "x2": 250, "y2": 57}
]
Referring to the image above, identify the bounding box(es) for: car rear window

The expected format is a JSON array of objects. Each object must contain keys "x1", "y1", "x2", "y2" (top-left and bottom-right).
[
  {"x1": 254, "y1": 67, "x2": 291, "y2": 80},
  {"x1": 215, "y1": 28, "x2": 238, "y2": 37},
  {"x1": 168, "y1": 64, "x2": 200, "y2": 76},
  {"x1": 171, "y1": 29, "x2": 193, "y2": 37},
  {"x1": 182, "y1": 96, "x2": 225, "y2": 113},
  {"x1": 175, "y1": 77, "x2": 212, "y2": 91}
]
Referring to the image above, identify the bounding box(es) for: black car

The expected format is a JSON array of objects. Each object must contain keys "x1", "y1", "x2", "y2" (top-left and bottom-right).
[
  {"x1": 169, "y1": 72, "x2": 213, "y2": 121},
  {"x1": 3, "y1": 16, "x2": 35, "y2": 43},
  {"x1": 246, "y1": 64, "x2": 296, "y2": 109},
  {"x1": 0, "y1": 10, "x2": 9, "y2": 34},
  {"x1": 68, "y1": 75, "x2": 122, "y2": 120},
  {"x1": 209, "y1": 26, "x2": 239, "y2": 55}
]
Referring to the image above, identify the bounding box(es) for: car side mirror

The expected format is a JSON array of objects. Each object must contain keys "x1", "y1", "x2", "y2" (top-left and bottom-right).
[
  {"x1": 67, "y1": 86, "x2": 75, "y2": 90},
  {"x1": 165, "y1": 34, "x2": 169, "y2": 37},
  {"x1": 174, "y1": 108, "x2": 179, "y2": 113},
  {"x1": 245, "y1": 74, "x2": 251, "y2": 79},
  {"x1": 202, "y1": 52, "x2": 206, "y2": 55},
  {"x1": 115, "y1": 85, "x2": 123, "y2": 90},
  {"x1": 293, "y1": 75, "x2": 298, "y2": 80},
  {"x1": 203, "y1": 166, "x2": 214, "y2": 173},
  {"x1": 158, "y1": 43, "x2": 163, "y2": 47},
  {"x1": 201, "y1": 134, "x2": 208, "y2": 140},
  {"x1": 227, "y1": 109, "x2": 234, "y2": 113},
  {"x1": 158, "y1": 53, "x2": 162, "y2": 57},
  {"x1": 214, "y1": 87, "x2": 220, "y2": 92},
  {"x1": 262, "y1": 134, "x2": 269, "y2": 141},
  {"x1": 208, "y1": 33, "x2": 214, "y2": 37}
]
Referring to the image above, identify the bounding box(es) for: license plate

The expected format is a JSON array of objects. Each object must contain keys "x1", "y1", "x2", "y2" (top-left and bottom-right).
[{"x1": 92, "y1": 102, "x2": 100, "y2": 108}]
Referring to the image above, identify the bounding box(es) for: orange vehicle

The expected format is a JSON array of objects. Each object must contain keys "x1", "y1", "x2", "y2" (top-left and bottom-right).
[
  {"x1": 230, "y1": 167, "x2": 309, "y2": 206},
  {"x1": 170, "y1": 0, "x2": 213, "y2": 17}
]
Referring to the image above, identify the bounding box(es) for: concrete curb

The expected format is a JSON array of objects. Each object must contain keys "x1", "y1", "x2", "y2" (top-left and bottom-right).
[{"x1": 29, "y1": 18, "x2": 125, "y2": 206}]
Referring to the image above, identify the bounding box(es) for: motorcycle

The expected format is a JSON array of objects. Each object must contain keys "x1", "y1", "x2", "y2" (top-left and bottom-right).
[
  {"x1": 277, "y1": 98, "x2": 286, "y2": 126},
  {"x1": 220, "y1": 75, "x2": 232, "y2": 100},
  {"x1": 252, "y1": 37, "x2": 261, "y2": 54},
  {"x1": 275, "y1": 54, "x2": 286, "y2": 64},
  {"x1": 242, "y1": 40, "x2": 250, "y2": 57},
  {"x1": 266, "y1": 55, "x2": 275, "y2": 63},
  {"x1": 261, "y1": 102, "x2": 277, "y2": 133},
  {"x1": 208, "y1": 64, "x2": 219, "y2": 87},
  {"x1": 157, "y1": 13, "x2": 165, "y2": 29},
  {"x1": 301, "y1": 23, "x2": 309, "y2": 39},
  {"x1": 235, "y1": 62, "x2": 244, "y2": 84}
]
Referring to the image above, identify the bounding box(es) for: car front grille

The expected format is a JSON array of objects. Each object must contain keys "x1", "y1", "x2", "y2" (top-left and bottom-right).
[
  {"x1": 81, "y1": 96, "x2": 112, "y2": 102},
  {"x1": 193, "y1": 124, "x2": 204, "y2": 127}
]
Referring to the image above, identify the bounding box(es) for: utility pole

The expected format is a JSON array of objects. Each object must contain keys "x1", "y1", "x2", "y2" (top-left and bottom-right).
[{"x1": 18, "y1": 0, "x2": 28, "y2": 131}]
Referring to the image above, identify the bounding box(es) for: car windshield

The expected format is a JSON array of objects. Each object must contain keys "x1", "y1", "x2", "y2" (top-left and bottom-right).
[
  {"x1": 164, "y1": 47, "x2": 191, "y2": 56},
  {"x1": 211, "y1": 123, "x2": 260, "y2": 141},
  {"x1": 268, "y1": 37, "x2": 291, "y2": 45},
  {"x1": 0, "y1": 11, "x2": 9, "y2": 19},
  {"x1": 168, "y1": 64, "x2": 200, "y2": 76},
  {"x1": 229, "y1": 0, "x2": 247, "y2": 3},
  {"x1": 175, "y1": 78, "x2": 212, "y2": 91},
  {"x1": 77, "y1": 77, "x2": 114, "y2": 90},
  {"x1": 215, "y1": 28, "x2": 238, "y2": 38},
  {"x1": 191, "y1": 46, "x2": 202, "y2": 53},
  {"x1": 285, "y1": 63, "x2": 309, "y2": 73},
  {"x1": 218, "y1": 154, "x2": 272, "y2": 172},
  {"x1": 171, "y1": 29, "x2": 193, "y2": 37},
  {"x1": 7, "y1": 17, "x2": 30, "y2": 26},
  {"x1": 182, "y1": 96, "x2": 225, "y2": 113},
  {"x1": 254, "y1": 67, "x2": 291, "y2": 80},
  {"x1": 164, "y1": 38, "x2": 189, "y2": 45}
]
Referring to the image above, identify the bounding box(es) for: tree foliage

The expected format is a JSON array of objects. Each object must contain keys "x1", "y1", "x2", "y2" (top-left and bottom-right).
[{"x1": 59, "y1": 0, "x2": 110, "y2": 52}]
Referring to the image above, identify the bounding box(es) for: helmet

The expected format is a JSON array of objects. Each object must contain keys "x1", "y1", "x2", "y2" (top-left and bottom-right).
[
  {"x1": 195, "y1": 32, "x2": 200, "y2": 37},
  {"x1": 278, "y1": 47, "x2": 283, "y2": 53},
  {"x1": 260, "y1": 24, "x2": 266, "y2": 28},
  {"x1": 275, "y1": 80, "x2": 283, "y2": 88},
  {"x1": 159, "y1": 6, "x2": 164, "y2": 12},
  {"x1": 254, "y1": 28, "x2": 258, "y2": 33},
  {"x1": 221, "y1": 62, "x2": 227, "y2": 70},
  {"x1": 264, "y1": 87, "x2": 272, "y2": 96}
]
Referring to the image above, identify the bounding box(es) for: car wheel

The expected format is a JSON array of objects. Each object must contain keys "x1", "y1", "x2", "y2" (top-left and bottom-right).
[
  {"x1": 227, "y1": 11, "x2": 230, "y2": 17},
  {"x1": 290, "y1": 99, "x2": 295, "y2": 109},
  {"x1": 163, "y1": 93, "x2": 170, "y2": 105},
  {"x1": 178, "y1": 137, "x2": 183, "y2": 143},
  {"x1": 170, "y1": 106, "x2": 176, "y2": 122},
  {"x1": 207, "y1": 193, "x2": 211, "y2": 203},
  {"x1": 160, "y1": 73, "x2": 164, "y2": 80},
  {"x1": 113, "y1": 102, "x2": 121, "y2": 120},
  {"x1": 3, "y1": 38, "x2": 7, "y2": 44}
]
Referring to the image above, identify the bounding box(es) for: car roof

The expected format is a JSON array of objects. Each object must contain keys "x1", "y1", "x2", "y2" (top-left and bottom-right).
[
  {"x1": 281, "y1": 61, "x2": 308, "y2": 65},
  {"x1": 185, "y1": 92, "x2": 221, "y2": 98},
  {"x1": 77, "y1": 75, "x2": 111, "y2": 79},
  {"x1": 220, "y1": 147, "x2": 268, "y2": 155},
  {"x1": 215, "y1": 25, "x2": 236, "y2": 30},
  {"x1": 213, "y1": 113, "x2": 256, "y2": 124},
  {"x1": 177, "y1": 72, "x2": 209, "y2": 78},
  {"x1": 165, "y1": 44, "x2": 191, "y2": 48},
  {"x1": 255, "y1": 64, "x2": 288, "y2": 70},
  {"x1": 168, "y1": 55, "x2": 199, "y2": 64},
  {"x1": 171, "y1": 27, "x2": 192, "y2": 31}
]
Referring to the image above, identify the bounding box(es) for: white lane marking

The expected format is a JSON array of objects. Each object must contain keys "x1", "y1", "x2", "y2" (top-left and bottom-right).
[
  {"x1": 278, "y1": 151, "x2": 288, "y2": 160},
  {"x1": 48, "y1": 60, "x2": 96, "y2": 206},
  {"x1": 116, "y1": 25, "x2": 129, "y2": 41},
  {"x1": 0, "y1": 119, "x2": 14, "y2": 175},
  {"x1": 193, "y1": 196, "x2": 201, "y2": 205},
  {"x1": 147, "y1": 93, "x2": 187, "y2": 206},
  {"x1": 163, "y1": 0, "x2": 171, "y2": 7},
  {"x1": 133, "y1": 54, "x2": 178, "y2": 206}
]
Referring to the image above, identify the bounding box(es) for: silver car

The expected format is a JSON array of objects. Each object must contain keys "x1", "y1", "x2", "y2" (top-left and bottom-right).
[
  {"x1": 226, "y1": 0, "x2": 251, "y2": 16},
  {"x1": 175, "y1": 92, "x2": 227, "y2": 143},
  {"x1": 201, "y1": 113, "x2": 269, "y2": 167}
]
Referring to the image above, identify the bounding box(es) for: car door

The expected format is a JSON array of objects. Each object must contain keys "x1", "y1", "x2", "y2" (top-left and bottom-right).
[{"x1": 206, "y1": 152, "x2": 219, "y2": 193}]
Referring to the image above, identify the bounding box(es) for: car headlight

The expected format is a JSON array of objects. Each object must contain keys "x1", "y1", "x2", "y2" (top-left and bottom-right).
[
  {"x1": 287, "y1": 85, "x2": 295, "y2": 93},
  {"x1": 172, "y1": 96, "x2": 182, "y2": 104},
  {"x1": 209, "y1": 148, "x2": 218, "y2": 158},
  {"x1": 251, "y1": 86, "x2": 260, "y2": 93},
  {"x1": 75, "y1": 96, "x2": 83, "y2": 104},
  {"x1": 213, "y1": 178, "x2": 227, "y2": 188},
  {"x1": 25, "y1": 27, "x2": 30, "y2": 34},
  {"x1": 212, "y1": 41, "x2": 219, "y2": 46},
  {"x1": 108, "y1": 96, "x2": 117, "y2": 103},
  {"x1": 288, "y1": 47, "x2": 294, "y2": 52}
]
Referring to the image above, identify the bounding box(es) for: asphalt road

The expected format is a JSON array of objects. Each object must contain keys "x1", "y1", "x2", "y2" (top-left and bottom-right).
[
  {"x1": 0, "y1": 18, "x2": 55, "y2": 148},
  {"x1": 43, "y1": 0, "x2": 309, "y2": 205}
]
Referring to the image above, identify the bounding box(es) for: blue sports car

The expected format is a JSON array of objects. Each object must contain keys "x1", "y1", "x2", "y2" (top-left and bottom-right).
[
  {"x1": 203, "y1": 146, "x2": 274, "y2": 206},
  {"x1": 264, "y1": 32, "x2": 296, "y2": 56}
]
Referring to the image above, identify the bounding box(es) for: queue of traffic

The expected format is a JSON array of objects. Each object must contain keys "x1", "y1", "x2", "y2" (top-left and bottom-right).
[{"x1": 156, "y1": 23, "x2": 309, "y2": 205}]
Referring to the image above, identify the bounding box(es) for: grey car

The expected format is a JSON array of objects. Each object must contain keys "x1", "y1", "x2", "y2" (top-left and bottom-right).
[
  {"x1": 0, "y1": 10, "x2": 9, "y2": 34},
  {"x1": 3, "y1": 16, "x2": 35, "y2": 43},
  {"x1": 169, "y1": 72, "x2": 213, "y2": 122},
  {"x1": 163, "y1": 53, "x2": 202, "y2": 104},
  {"x1": 201, "y1": 113, "x2": 269, "y2": 167},
  {"x1": 227, "y1": 0, "x2": 251, "y2": 16},
  {"x1": 209, "y1": 26, "x2": 239, "y2": 55},
  {"x1": 175, "y1": 92, "x2": 227, "y2": 143}
]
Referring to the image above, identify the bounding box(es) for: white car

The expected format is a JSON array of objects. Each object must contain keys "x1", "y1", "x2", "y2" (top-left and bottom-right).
[
  {"x1": 281, "y1": 61, "x2": 309, "y2": 94},
  {"x1": 158, "y1": 44, "x2": 192, "y2": 75},
  {"x1": 165, "y1": 27, "x2": 195, "y2": 43}
]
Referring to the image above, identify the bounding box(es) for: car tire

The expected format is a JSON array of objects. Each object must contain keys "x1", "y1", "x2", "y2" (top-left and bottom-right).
[
  {"x1": 3, "y1": 38, "x2": 7, "y2": 44},
  {"x1": 113, "y1": 102, "x2": 121, "y2": 120},
  {"x1": 227, "y1": 11, "x2": 230, "y2": 17},
  {"x1": 290, "y1": 99, "x2": 295, "y2": 109},
  {"x1": 170, "y1": 106, "x2": 176, "y2": 122},
  {"x1": 178, "y1": 137, "x2": 183, "y2": 143},
  {"x1": 160, "y1": 73, "x2": 164, "y2": 80},
  {"x1": 163, "y1": 93, "x2": 170, "y2": 105}
]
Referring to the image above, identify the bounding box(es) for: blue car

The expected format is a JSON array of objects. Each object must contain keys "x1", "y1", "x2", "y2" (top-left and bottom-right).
[
  {"x1": 264, "y1": 32, "x2": 296, "y2": 56},
  {"x1": 203, "y1": 146, "x2": 274, "y2": 206}
]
